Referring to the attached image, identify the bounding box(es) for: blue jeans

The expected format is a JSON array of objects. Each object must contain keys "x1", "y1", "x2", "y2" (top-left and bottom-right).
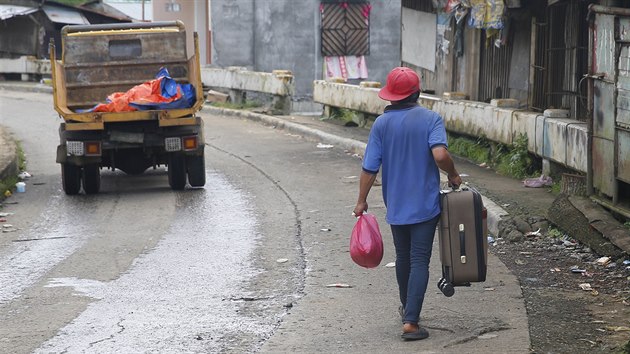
[{"x1": 391, "y1": 215, "x2": 439, "y2": 325}]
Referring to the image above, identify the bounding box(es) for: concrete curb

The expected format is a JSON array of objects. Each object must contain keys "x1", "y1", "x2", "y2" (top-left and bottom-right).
[
  {"x1": 0, "y1": 126, "x2": 18, "y2": 184},
  {"x1": 203, "y1": 105, "x2": 509, "y2": 237}
]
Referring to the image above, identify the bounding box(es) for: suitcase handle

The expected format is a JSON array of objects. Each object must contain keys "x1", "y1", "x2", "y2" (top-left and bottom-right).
[{"x1": 459, "y1": 224, "x2": 466, "y2": 264}]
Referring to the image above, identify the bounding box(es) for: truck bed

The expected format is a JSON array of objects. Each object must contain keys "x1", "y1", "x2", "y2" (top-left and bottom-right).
[{"x1": 51, "y1": 21, "x2": 204, "y2": 129}]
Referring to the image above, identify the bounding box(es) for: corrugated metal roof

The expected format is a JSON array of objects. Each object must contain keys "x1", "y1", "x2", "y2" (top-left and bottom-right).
[
  {"x1": 43, "y1": 4, "x2": 89, "y2": 24},
  {"x1": 0, "y1": 5, "x2": 38, "y2": 21}
]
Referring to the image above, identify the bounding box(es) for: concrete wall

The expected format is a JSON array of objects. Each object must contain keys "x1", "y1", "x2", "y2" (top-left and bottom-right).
[
  {"x1": 210, "y1": 0, "x2": 401, "y2": 99},
  {"x1": 313, "y1": 80, "x2": 588, "y2": 173}
]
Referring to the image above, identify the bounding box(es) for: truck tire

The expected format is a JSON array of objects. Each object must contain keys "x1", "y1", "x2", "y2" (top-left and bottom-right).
[
  {"x1": 186, "y1": 154, "x2": 206, "y2": 187},
  {"x1": 168, "y1": 155, "x2": 186, "y2": 190},
  {"x1": 82, "y1": 164, "x2": 101, "y2": 194},
  {"x1": 61, "y1": 163, "x2": 81, "y2": 195}
]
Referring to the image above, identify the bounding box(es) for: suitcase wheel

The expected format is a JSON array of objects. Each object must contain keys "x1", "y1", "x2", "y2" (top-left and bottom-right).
[{"x1": 438, "y1": 277, "x2": 455, "y2": 297}]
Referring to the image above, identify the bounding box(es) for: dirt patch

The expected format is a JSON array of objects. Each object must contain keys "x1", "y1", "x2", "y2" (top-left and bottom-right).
[{"x1": 492, "y1": 237, "x2": 630, "y2": 353}]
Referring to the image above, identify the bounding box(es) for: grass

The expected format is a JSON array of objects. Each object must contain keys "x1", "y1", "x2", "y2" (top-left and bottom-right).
[
  {"x1": 546, "y1": 227, "x2": 565, "y2": 239},
  {"x1": 0, "y1": 141, "x2": 26, "y2": 202},
  {"x1": 211, "y1": 101, "x2": 262, "y2": 110},
  {"x1": 447, "y1": 132, "x2": 540, "y2": 180}
]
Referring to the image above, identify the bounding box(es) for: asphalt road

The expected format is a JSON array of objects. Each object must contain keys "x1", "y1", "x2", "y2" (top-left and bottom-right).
[{"x1": 0, "y1": 91, "x2": 530, "y2": 353}]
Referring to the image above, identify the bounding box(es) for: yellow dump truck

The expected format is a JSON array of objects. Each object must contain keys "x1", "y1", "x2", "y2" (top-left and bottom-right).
[{"x1": 51, "y1": 21, "x2": 205, "y2": 195}]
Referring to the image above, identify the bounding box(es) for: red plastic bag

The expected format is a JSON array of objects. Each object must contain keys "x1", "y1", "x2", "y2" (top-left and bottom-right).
[{"x1": 350, "y1": 213, "x2": 384, "y2": 268}]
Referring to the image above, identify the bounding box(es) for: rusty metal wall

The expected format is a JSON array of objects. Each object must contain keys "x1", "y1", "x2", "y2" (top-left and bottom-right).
[
  {"x1": 478, "y1": 35, "x2": 512, "y2": 102},
  {"x1": 546, "y1": 0, "x2": 589, "y2": 120}
]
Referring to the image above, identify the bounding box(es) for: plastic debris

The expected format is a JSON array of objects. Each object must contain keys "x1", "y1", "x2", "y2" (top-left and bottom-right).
[
  {"x1": 385, "y1": 262, "x2": 396, "y2": 268},
  {"x1": 15, "y1": 182, "x2": 25, "y2": 193},
  {"x1": 0, "y1": 212, "x2": 13, "y2": 217},
  {"x1": 4, "y1": 190, "x2": 11, "y2": 197},
  {"x1": 595, "y1": 257, "x2": 611, "y2": 266},
  {"x1": 570, "y1": 265, "x2": 587, "y2": 274},
  {"x1": 316, "y1": 143, "x2": 334, "y2": 149},
  {"x1": 525, "y1": 229, "x2": 542, "y2": 237},
  {"x1": 276, "y1": 258, "x2": 289, "y2": 263},
  {"x1": 320, "y1": 228, "x2": 331, "y2": 232},
  {"x1": 484, "y1": 287, "x2": 496, "y2": 291},
  {"x1": 487, "y1": 236, "x2": 495, "y2": 244},
  {"x1": 17, "y1": 171, "x2": 31, "y2": 180},
  {"x1": 523, "y1": 175, "x2": 553, "y2": 188},
  {"x1": 550, "y1": 268, "x2": 562, "y2": 272},
  {"x1": 479, "y1": 162, "x2": 487, "y2": 168},
  {"x1": 326, "y1": 283, "x2": 352, "y2": 288},
  {"x1": 623, "y1": 260, "x2": 630, "y2": 266},
  {"x1": 605, "y1": 326, "x2": 630, "y2": 332},
  {"x1": 578, "y1": 283, "x2": 593, "y2": 291}
]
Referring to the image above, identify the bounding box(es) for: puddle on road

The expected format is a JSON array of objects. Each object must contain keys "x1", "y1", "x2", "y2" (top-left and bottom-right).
[
  {"x1": 0, "y1": 195, "x2": 98, "y2": 305},
  {"x1": 36, "y1": 171, "x2": 271, "y2": 353}
]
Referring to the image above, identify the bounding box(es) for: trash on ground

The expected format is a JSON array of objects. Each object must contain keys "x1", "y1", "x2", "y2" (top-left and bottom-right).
[
  {"x1": 605, "y1": 326, "x2": 630, "y2": 332},
  {"x1": 525, "y1": 228, "x2": 542, "y2": 237},
  {"x1": 502, "y1": 203, "x2": 510, "y2": 207},
  {"x1": 623, "y1": 260, "x2": 630, "y2": 266},
  {"x1": 595, "y1": 256, "x2": 611, "y2": 266},
  {"x1": 523, "y1": 175, "x2": 553, "y2": 188},
  {"x1": 344, "y1": 176, "x2": 358, "y2": 179},
  {"x1": 3, "y1": 224, "x2": 13, "y2": 228},
  {"x1": 4, "y1": 190, "x2": 11, "y2": 197},
  {"x1": 459, "y1": 173, "x2": 470, "y2": 177},
  {"x1": 550, "y1": 268, "x2": 562, "y2": 272},
  {"x1": 0, "y1": 219, "x2": 5, "y2": 222},
  {"x1": 326, "y1": 283, "x2": 352, "y2": 288},
  {"x1": 276, "y1": 258, "x2": 289, "y2": 263},
  {"x1": 484, "y1": 287, "x2": 496, "y2": 291},
  {"x1": 385, "y1": 262, "x2": 396, "y2": 268},
  {"x1": 515, "y1": 259, "x2": 526, "y2": 265},
  {"x1": 591, "y1": 290, "x2": 600, "y2": 296},
  {"x1": 316, "y1": 143, "x2": 334, "y2": 149},
  {"x1": 579, "y1": 283, "x2": 593, "y2": 291},
  {"x1": 0, "y1": 212, "x2": 14, "y2": 217},
  {"x1": 571, "y1": 265, "x2": 587, "y2": 273},
  {"x1": 488, "y1": 236, "x2": 495, "y2": 244},
  {"x1": 15, "y1": 182, "x2": 25, "y2": 193},
  {"x1": 479, "y1": 162, "x2": 488, "y2": 168},
  {"x1": 17, "y1": 171, "x2": 31, "y2": 180},
  {"x1": 320, "y1": 228, "x2": 331, "y2": 232}
]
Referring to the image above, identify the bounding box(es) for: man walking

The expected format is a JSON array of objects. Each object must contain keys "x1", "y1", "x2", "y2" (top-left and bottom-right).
[{"x1": 353, "y1": 67, "x2": 462, "y2": 341}]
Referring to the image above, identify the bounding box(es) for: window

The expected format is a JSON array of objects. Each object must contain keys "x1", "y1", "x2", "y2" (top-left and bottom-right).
[
  {"x1": 320, "y1": 1, "x2": 370, "y2": 56},
  {"x1": 166, "y1": 2, "x2": 181, "y2": 12},
  {"x1": 109, "y1": 39, "x2": 142, "y2": 59}
]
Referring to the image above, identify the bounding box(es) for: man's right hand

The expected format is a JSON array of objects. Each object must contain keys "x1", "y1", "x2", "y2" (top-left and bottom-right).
[
  {"x1": 448, "y1": 173, "x2": 462, "y2": 189},
  {"x1": 353, "y1": 201, "x2": 368, "y2": 217}
]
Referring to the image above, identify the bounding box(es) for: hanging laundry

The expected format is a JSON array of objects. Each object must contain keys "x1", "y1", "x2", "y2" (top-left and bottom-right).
[
  {"x1": 468, "y1": 0, "x2": 504, "y2": 29},
  {"x1": 324, "y1": 56, "x2": 368, "y2": 80}
]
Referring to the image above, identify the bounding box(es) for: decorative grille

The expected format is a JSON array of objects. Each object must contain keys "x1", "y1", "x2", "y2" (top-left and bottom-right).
[{"x1": 320, "y1": 2, "x2": 370, "y2": 56}]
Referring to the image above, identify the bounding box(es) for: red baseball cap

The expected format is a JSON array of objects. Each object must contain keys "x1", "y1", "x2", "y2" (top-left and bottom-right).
[{"x1": 378, "y1": 67, "x2": 421, "y2": 101}]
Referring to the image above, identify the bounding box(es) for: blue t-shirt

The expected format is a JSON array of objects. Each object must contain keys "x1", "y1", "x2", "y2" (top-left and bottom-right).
[{"x1": 362, "y1": 103, "x2": 448, "y2": 225}]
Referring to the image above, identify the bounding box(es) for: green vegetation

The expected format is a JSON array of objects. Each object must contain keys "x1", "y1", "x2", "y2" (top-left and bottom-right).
[
  {"x1": 624, "y1": 221, "x2": 630, "y2": 230},
  {"x1": 546, "y1": 227, "x2": 565, "y2": 239},
  {"x1": 447, "y1": 132, "x2": 539, "y2": 179},
  {"x1": 495, "y1": 134, "x2": 532, "y2": 179},
  {"x1": 0, "y1": 142, "x2": 26, "y2": 201},
  {"x1": 325, "y1": 107, "x2": 357, "y2": 124},
  {"x1": 211, "y1": 101, "x2": 262, "y2": 110},
  {"x1": 447, "y1": 133, "x2": 490, "y2": 164}
]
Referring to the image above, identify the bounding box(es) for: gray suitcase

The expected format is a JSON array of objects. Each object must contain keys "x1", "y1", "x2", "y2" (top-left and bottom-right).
[{"x1": 437, "y1": 186, "x2": 488, "y2": 297}]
